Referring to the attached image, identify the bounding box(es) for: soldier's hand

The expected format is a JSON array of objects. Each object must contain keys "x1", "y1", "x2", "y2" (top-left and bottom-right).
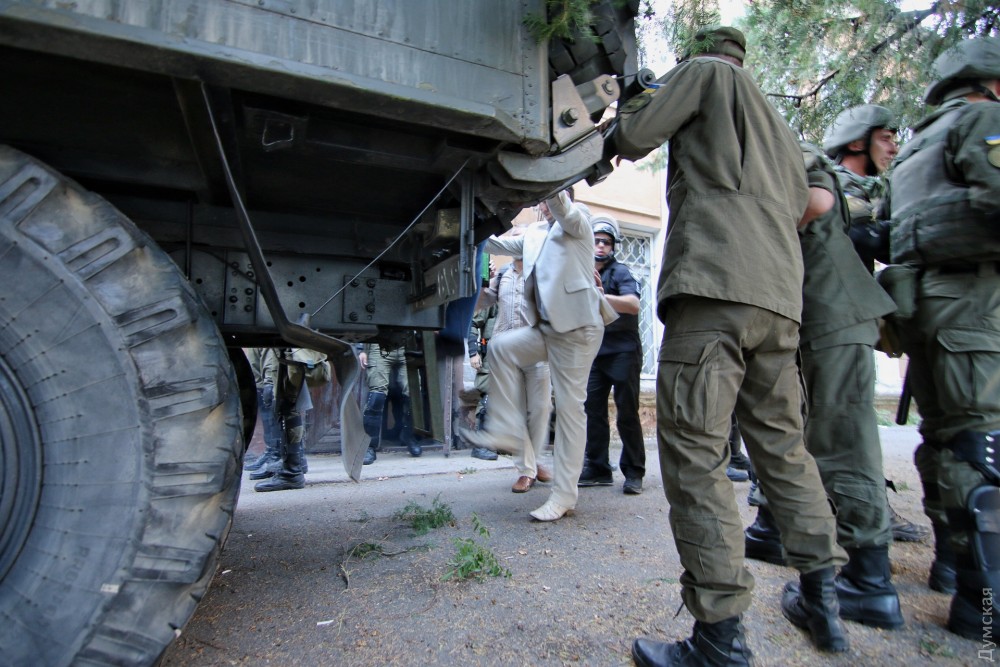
[
  {"x1": 261, "y1": 383, "x2": 274, "y2": 409},
  {"x1": 470, "y1": 353, "x2": 482, "y2": 370},
  {"x1": 358, "y1": 352, "x2": 368, "y2": 368}
]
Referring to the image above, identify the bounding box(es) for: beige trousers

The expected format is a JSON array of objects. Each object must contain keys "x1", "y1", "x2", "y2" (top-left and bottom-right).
[{"x1": 487, "y1": 322, "x2": 602, "y2": 508}]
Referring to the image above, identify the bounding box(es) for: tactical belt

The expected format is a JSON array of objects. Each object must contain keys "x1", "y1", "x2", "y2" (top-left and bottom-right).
[{"x1": 929, "y1": 261, "x2": 1000, "y2": 276}]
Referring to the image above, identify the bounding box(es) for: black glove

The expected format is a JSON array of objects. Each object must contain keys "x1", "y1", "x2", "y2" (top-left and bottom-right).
[{"x1": 261, "y1": 383, "x2": 274, "y2": 410}]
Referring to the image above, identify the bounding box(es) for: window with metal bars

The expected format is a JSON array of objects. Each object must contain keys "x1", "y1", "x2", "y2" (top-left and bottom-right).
[{"x1": 616, "y1": 232, "x2": 656, "y2": 376}]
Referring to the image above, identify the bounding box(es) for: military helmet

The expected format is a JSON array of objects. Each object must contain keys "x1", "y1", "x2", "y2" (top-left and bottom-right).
[
  {"x1": 822, "y1": 105, "x2": 897, "y2": 158},
  {"x1": 590, "y1": 215, "x2": 621, "y2": 243},
  {"x1": 591, "y1": 214, "x2": 620, "y2": 262},
  {"x1": 924, "y1": 36, "x2": 1000, "y2": 105}
]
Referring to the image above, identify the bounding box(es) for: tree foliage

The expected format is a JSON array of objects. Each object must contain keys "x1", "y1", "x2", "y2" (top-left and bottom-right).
[
  {"x1": 525, "y1": 0, "x2": 656, "y2": 42},
  {"x1": 741, "y1": 1, "x2": 999, "y2": 143},
  {"x1": 649, "y1": 1, "x2": 999, "y2": 143},
  {"x1": 656, "y1": 0, "x2": 721, "y2": 61},
  {"x1": 524, "y1": 0, "x2": 598, "y2": 42}
]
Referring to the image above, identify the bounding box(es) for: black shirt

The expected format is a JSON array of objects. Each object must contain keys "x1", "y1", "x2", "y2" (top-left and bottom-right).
[{"x1": 597, "y1": 257, "x2": 641, "y2": 356}]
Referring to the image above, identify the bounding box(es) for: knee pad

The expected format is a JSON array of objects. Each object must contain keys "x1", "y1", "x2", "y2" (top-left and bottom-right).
[
  {"x1": 948, "y1": 485, "x2": 1000, "y2": 572},
  {"x1": 946, "y1": 430, "x2": 1000, "y2": 486},
  {"x1": 363, "y1": 392, "x2": 387, "y2": 437}
]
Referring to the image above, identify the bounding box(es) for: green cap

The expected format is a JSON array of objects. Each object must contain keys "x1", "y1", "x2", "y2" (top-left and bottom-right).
[{"x1": 684, "y1": 26, "x2": 747, "y2": 62}]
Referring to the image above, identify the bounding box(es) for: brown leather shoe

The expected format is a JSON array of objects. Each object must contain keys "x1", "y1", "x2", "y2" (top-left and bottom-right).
[
  {"x1": 535, "y1": 465, "x2": 552, "y2": 483},
  {"x1": 511, "y1": 475, "x2": 536, "y2": 493}
]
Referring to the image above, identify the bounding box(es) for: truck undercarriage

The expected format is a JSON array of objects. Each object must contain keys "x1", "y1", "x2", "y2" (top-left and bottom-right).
[{"x1": 0, "y1": 1, "x2": 639, "y2": 663}]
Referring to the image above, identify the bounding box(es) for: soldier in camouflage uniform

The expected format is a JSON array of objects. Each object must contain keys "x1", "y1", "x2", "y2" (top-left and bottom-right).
[
  {"x1": 243, "y1": 348, "x2": 285, "y2": 477},
  {"x1": 467, "y1": 304, "x2": 500, "y2": 461},
  {"x1": 254, "y1": 348, "x2": 328, "y2": 492},
  {"x1": 823, "y1": 105, "x2": 931, "y2": 546},
  {"x1": 746, "y1": 143, "x2": 904, "y2": 631},
  {"x1": 359, "y1": 342, "x2": 422, "y2": 464},
  {"x1": 881, "y1": 36, "x2": 1000, "y2": 640}
]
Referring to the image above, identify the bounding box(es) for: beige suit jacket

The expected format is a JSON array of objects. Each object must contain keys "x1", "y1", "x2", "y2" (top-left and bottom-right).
[{"x1": 485, "y1": 194, "x2": 616, "y2": 333}]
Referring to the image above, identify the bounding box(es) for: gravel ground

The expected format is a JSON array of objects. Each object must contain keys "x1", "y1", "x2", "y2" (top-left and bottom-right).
[{"x1": 160, "y1": 426, "x2": 983, "y2": 666}]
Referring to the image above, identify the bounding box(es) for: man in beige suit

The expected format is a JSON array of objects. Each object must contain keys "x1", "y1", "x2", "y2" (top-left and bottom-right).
[{"x1": 462, "y1": 191, "x2": 614, "y2": 521}]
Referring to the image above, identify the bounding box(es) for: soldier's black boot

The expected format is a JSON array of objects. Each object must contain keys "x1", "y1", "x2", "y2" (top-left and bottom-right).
[
  {"x1": 948, "y1": 566, "x2": 1000, "y2": 640},
  {"x1": 946, "y1": 479, "x2": 1000, "y2": 639},
  {"x1": 244, "y1": 441, "x2": 279, "y2": 474},
  {"x1": 781, "y1": 567, "x2": 850, "y2": 653},
  {"x1": 631, "y1": 616, "x2": 753, "y2": 667},
  {"x1": 359, "y1": 391, "x2": 386, "y2": 466},
  {"x1": 744, "y1": 505, "x2": 786, "y2": 566},
  {"x1": 401, "y1": 403, "x2": 421, "y2": 457},
  {"x1": 248, "y1": 429, "x2": 285, "y2": 479},
  {"x1": 363, "y1": 391, "x2": 387, "y2": 450},
  {"x1": 889, "y1": 503, "x2": 930, "y2": 542},
  {"x1": 728, "y1": 425, "x2": 750, "y2": 472},
  {"x1": 255, "y1": 433, "x2": 306, "y2": 492},
  {"x1": 470, "y1": 406, "x2": 498, "y2": 460},
  {"x1": 835, "y1": 546, "x2": 904, "y2": 629},
  {"x1": 929, "y1": 521, "x2": 957, "y2": 593},
  {"x1": 243, "y1": 449, "x2": 270, "y2": 471},
  {"x1": 245, "y1": 385, "x2": 281, "y2": 470}
]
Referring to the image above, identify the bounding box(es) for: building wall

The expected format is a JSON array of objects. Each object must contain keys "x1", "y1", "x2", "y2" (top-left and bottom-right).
[{"x1": 576, "y1": 161, "x2": 666, "y2": 378}]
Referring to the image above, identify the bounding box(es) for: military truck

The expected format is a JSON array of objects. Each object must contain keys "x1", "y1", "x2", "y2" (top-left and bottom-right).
[{"x1": 0, "y1": 1, "x2": 641, "y2": 664}]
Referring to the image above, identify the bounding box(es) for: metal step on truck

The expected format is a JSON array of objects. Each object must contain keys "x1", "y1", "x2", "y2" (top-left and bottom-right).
[{"x1": 0, "y1": 1, "x2": 643, "y2": 664}]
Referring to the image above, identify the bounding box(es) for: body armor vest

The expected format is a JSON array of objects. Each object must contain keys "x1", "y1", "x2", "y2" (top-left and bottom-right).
[{"x1": 890, "y1": 102, "x2": 1000, "y2": 266}]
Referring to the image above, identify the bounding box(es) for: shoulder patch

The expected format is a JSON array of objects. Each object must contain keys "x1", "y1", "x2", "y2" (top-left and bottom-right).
[
  {"x1": 986, "y1": 135, "x2": 1000, "y2": 145},
  {"x1": 620, "y1": 93, "x2": 652, "y2": 115},
  {"x1": 989, "y1": 145, "x2": 1000, "y2": 169}
]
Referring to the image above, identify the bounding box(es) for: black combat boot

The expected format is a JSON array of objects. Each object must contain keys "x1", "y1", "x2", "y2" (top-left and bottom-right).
[
  {"x1": 469, "y1": 400, "x2": 498, "y2": 460},
  {"x1": 948, "y1": 565, "x2": 1000, "y2": 640},
  {"x1": 887, "y1": 494, "x2": 930, "y2": 542},
  {"x1": 835, "y1": 546, "x2": 904, "y2": 629},
  {"x1": 359, "y1": 391, "x2": 385, "y2": 467},
  {"x1": 744, "y1": 505, "x2": 786, "y2": 566},
  {"x1": 746, "y1": 470, "x2": 761, "y2": 507},
  {"x1": 631, "y1": 616, "x2": 753, "y2": 667},
  {"x1": 247, "y1": 431, "x2": 285, "y2": 479},
  {"x1": 942, "y1": 433, "x2": 1000, "y2": 638},
  {"x1": 928, "y1": 521, "x2": 957, "y2": 593},
  {"x1": 245, "y1": 385, "x2": 281, "y2": 470},
  {"x1": 363, "y1": 391, "x2": 387, "y2": 449},
  {"x1": 728, "y1": 429, "x2": 751, "y2": 472},
  {"x1": 245, "y1": 425, "x2": 283, "y2": 475},
  {"x1": 254, "y1": 437, "x2": 306, "y2": 492},
  {"x1": 781, "y1": 567, "x2": 850, "y2": 653},
  {"x1": 400, "y1": 403, "x2": 422, "y2": 457},
  {"x1": 244, "y1": 448, "x2": 274, "y2": 472},
  {"x1": 946, "y1": 478, "x2": 1000, "y2": 639}
]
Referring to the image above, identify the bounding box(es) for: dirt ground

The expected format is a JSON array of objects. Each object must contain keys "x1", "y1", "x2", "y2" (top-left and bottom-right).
[{"x1": 160, "y1": 426, "x2": 983, "y2": 666}]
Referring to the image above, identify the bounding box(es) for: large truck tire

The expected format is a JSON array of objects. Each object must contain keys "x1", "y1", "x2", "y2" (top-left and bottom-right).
[
  {"x1": 548, "y1": 0, "x2": 639, "y2": 87},
  {"x1": 0, "y1": 145, "x2": 242, "y2": 666}
]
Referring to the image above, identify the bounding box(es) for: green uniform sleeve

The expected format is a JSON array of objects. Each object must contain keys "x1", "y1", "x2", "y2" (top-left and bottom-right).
[
  {"x1": 807, "y1": 164, "x2": 836, "y2": 193},
  {"x1": 614, "y1": 62, "x2": 705, "y2": 161},
  {"x1": 947, "y1": 103, "x2": 1000, "y2": 217}
]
